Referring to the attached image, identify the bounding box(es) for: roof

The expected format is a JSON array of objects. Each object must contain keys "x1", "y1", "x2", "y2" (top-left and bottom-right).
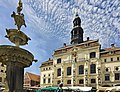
[
  {"x1": 26, "y1": 72, "x2": 40, "y2": 82},
  {"x1": 104, "y1": 47, "x2": 120, "y2": 51},
  {"x1": 40, "y1": 59, "x2": 53, "y2": 67},
  {"x1": 54, "y1": 39, "x2": 100, "y2": 55}
]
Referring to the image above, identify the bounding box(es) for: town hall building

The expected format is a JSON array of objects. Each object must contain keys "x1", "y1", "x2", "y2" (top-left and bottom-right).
[{"x1": 40, "y1": 13, "x2": 120, "y2": 90}]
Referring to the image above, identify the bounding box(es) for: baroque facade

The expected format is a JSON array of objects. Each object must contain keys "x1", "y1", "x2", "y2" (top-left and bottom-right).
[{"x1": 40, "y1": 13, "x2": 120, "y2": 89}]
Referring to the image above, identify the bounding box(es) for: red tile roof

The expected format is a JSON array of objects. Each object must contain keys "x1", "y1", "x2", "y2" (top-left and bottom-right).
[
  {"x1": 26, "y1": 72, "x2": 40, "y2": 82},
  {"x1": 104, "y1": 47, "x2": 120, "y2": 51}
]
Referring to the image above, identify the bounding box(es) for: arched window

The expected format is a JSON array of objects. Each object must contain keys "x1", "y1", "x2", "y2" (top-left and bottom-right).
[
  {"x1": 90, "y1": 52, "x2": 96, "y2": 58},
  {"x1": 57, "y1": 68, "x2": 61, "y2": 76},
  {"x1": 67, "y1": 67, "x2": 71, "y2": 75},
  {"x1": 79, "y1": 65, "x2": 84, "y2": 74},
  {"x1": 90, "y1": 64, "x2": 96, "y2": 73}
]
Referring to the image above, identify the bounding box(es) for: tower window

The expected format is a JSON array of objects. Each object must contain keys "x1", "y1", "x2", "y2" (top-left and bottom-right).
[
  {"x1": 67, "y1": 80, "x2": 71, "y2": 84},
  {"x1": 90, "y1": 64, "x2": 96, "y2": 73},
  {"x1": 57, "y1": 68, "x2": 61, "y2": 76},
  {"x1": 79, "y1": 65, "x2": 84, "y2": 74},
  {"x1": 90, "y1": 52, "x2": 96, "y2": 58},
  {"x1": 57, "y1": 58, "x2": 61, "y2": 64}
]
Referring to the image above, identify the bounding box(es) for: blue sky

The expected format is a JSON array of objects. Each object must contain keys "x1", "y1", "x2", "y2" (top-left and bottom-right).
[{"x1": 0, "y1": 0, "x2": 120, "y2": 75}]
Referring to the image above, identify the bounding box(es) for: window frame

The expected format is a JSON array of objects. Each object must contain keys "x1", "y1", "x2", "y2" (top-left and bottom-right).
[
  {"x1": 79, "y1": 65, "x2": 84, "y2": 74},
  {"x1": 67, "y1": 67, "x2": 71, "y2": 76},
  {"x1": 91, "y1": 79, "x2": 96, "y2": 83},
  {"x1": 90, "y1": 64, "x2": 96, "y2": 74},
  {"x1": 57, "y1": 68, "x2": 61, "y2": 76},
  {"x1": 79, "y1": 79, "x2": 84, "y2": 84},
  {"x1": 67, "y1": 80, "x2": 71, "y2": 84},
  {"x1": 105, "y1": 74, "x2": 110, "y2": 81},
  {"x1": 57, "y1": 58, "x2": 61, "y2": 64},
  {"x1": 90, "y1": 52, "x2": 96, "y2": 58}
]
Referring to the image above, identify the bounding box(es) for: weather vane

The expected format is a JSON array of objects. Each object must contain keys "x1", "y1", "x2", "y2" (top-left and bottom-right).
[{"x1": 5, "y1": 0, "x2": 30, "y2": 47}]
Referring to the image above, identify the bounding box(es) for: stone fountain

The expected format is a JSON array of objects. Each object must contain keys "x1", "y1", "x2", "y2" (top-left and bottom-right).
[{"x1": 0, "y1": 0, "x2": 36, "y2": 92}]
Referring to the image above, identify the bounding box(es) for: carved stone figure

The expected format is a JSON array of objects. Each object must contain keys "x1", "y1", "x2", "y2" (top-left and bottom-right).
[
  {"x1": 11, "y1": 11, "x2": 26, "y2": 30},
  {"x1": 17, "y1": 0, "x2": 23, "y2": 15}
]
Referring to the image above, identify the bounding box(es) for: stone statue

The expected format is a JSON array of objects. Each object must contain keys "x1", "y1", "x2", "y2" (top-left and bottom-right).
[
  {"x1": 11, "y1": 0, "x2": 26, "y2": 31},
  {"x1": 17, "y1": 0, "x2": 23, "y2": 15},
  {"x1": 11, "y1": 11, "x2": 26, "y2": 30}
]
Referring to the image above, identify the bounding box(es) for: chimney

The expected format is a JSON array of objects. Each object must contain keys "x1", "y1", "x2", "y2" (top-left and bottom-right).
[
  {"x1": 111, "y1": 44, "x2": 115, "y2": 47},
  {"x1": 87, "y1": 37, "x2": 89, "y2": 41},
  {"x1": 63, "y1": 43, "x2": 66, "y2": 47},
  {"x1": 48, "y1": 58, "x2": 51, "y2": 61}
]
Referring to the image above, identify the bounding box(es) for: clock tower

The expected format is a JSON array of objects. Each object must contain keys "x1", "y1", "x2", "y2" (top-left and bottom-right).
[{"x1": 71, "y1": 12, "x2": 84, "y2": 44}]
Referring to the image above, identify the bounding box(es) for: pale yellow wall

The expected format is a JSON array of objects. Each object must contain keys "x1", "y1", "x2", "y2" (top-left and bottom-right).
[{"x1": 40, "y1": 65, "x2": 54, "y2": 87}]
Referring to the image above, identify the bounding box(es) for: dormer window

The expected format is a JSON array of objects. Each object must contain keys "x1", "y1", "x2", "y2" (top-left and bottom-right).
[
  {"x1": 90, "y1": 52, "x2": 96, "y2": 58},
  {"x1": 57, "y1": 58, "x2": 61, "y2": 64}
]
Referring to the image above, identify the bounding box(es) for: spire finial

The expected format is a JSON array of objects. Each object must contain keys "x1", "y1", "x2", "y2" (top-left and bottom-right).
[{"x1": 75, "y1": 7, "x2": 79, "y2": 16}]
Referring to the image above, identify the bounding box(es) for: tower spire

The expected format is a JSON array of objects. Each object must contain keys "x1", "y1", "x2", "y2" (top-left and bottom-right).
[{"x1": 71, "y1": 9, "x2": 84, "y2": 44}]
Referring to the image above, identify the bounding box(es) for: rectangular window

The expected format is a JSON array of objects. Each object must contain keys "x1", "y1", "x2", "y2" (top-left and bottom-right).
[
  {"x1": 57, "y1": 68, "x2": 61, "y2": 76},
  {"x1": 67, "y1": 80, "x2": 71, "y2": 84},
  {"x1": 57, "y1": 58, "x2": 61, "y2": 64},
  {"x1": 115, "y1": 73, "x2": 120, "y2": 80},
  {"x1": 43, "y1": 79, "x2": 46, "y2": 84},
  {"x1": 79, "y1": 65, "x2": 84, "y2": 74},
  {"x1": 79, "y1": 79, "x2": 84, "y2": 84},
  {"x1": 104, "y1": 59, "x2": 106, "y2": 62},
  {"x1": 67, "y1": 67, "x2": 71, "y2": 75},
  {"x1": 111, "y1": 58, "x2": 113, "y2": 61},
  {"x1": 48, "y1": 78, "x2": 50, "y2": 83},
  {"x1": 0, "y1": 77, "x2": 2, "y2": 82},
  {"x1": 105, "y1": 74, "x2": 110, "y2": 81},
  {"x1": 117, "y1": 57, "x2": 119, "y2": 61},
  {"x1": 90, "y1": 64, "x2": 96, "y2": 74},
  {"x1": 91, "y1": 79, "x2": 96, "y2": 83},
  {"x1": 90, "y1": 52, "x2": 96, "y2": 58}
]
